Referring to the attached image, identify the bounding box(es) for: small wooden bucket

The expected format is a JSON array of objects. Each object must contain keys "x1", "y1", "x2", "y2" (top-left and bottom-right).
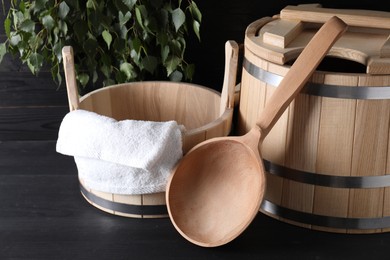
[
  {"x1": 238, "y1": 5, "x2": 390, "y2": 233},
  {"x1": 62, "y1": 41, "x2": 239, "y2": 218}
]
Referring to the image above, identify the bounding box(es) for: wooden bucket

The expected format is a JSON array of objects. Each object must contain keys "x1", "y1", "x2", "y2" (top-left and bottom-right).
[
  {"x1": 62, "y1": 41, "x2": 239, "y2": 218},
  {"x1": 238, "y1": 5, "x2": 390, "y2": 233}
]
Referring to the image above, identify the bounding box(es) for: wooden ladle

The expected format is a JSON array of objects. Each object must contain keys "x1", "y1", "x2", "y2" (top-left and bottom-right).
[{"x1": 166, "y1": 16, "x2": 348, "y2": 247}]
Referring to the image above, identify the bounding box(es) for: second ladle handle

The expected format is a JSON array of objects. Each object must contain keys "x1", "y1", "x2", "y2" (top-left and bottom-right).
[{"x1": 256, "y1": 16, "x2": 347, "y2": 138}]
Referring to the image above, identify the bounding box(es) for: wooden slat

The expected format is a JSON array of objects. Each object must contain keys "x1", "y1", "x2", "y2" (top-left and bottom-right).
[
  {"x1": 281, "y1": 82, "x2": 322, "y2": 229},
  {"x1": 347, "y1": 75, "x2": 390, "y2": 233},
  {"x1": 384, "y1": 126, "x2": 390, "y2": 232},
  {"x1": 0, "y1": 106, "x2": 68, "y2": 141},
  {"x1": 0, "y1": 140, "x2": 76, "y2": 175},
  {"x1": 312, "y1": 74, "x2": 358, "y2": 233},
  {"x1": 0, "y1": 72, "x2": 68, "y2": 107}
]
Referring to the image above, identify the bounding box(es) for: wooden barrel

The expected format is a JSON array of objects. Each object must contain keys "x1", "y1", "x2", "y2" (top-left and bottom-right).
[
  {"x1": 238, "y1": 5, "x2": 390, "y2": 233},
  {"x1": 62, "y1": 41, "x2": 239, "y2": 218}
]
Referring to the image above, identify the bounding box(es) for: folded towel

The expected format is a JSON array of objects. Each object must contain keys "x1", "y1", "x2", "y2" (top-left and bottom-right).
[{"x1": 56, "y1": 109, "x2": 184, "y2": 194}]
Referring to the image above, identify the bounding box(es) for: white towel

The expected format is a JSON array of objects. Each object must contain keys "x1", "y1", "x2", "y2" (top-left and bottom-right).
[{"x1": 56, "y1": 109, "x2": 184, "y2": 194}]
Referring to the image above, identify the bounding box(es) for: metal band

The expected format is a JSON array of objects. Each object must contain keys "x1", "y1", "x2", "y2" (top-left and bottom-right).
[
  {"x1": 263, "y1": 159, "x2": 390, "y2": 189},
  {"x1": 261, "y1": 200, "x2": 390, "y2": 230},
  {"x1": 243, "y1": 58, "x2": 390, "y2": 100},
  {"x1": 79, "y1": 184, "x2": 168, "y2": 216}
]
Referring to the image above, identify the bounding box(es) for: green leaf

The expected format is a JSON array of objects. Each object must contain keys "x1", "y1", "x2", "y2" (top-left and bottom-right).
[
  {"x1": 157, "y1": 32, "x2": 168, "y2": 46},
  {"x1": 119, "y1": 11, "x2": 131, "y2": 26},
  {"x1": 92, "y1": 70, "x2": 98, "y2": 83},
  {"x1": 170, "y1": 39, "x2": 182, "y2": 55},
  {"x1": 53, "y1": 41, "x2": 63, "y2": 62},
  {"x1": 17, "y1": 40, "x2": 28, "y2": 57},
  {"x1": 193, "y1": 20, "x2": 201, "y2": 41},
  {"x1": 101, "y1": 64, "x2": 111, "y2": 78},
  {"x1": 102, "y1": 30, "x2": 112, "y2": 49},
  {"x1": 161, "y1": 45, "x2": 169, "y2": 63},
  {"x1": 130, "y1": 49, "x2": 140, "y2": 65},
  {"x1": 33, "y1": 0, "x2": 46, "y2": 14},
  {"x1": 19, "y1": 1, "x2": 26, "y2": 13},
  {"x1": 51, "y1": 63, "x2": 61, "y2": 86},
  {"x1": 169, "y1": 70, "x2": 183, "y2": 82},
  {"x1": 58, "y1": 2, "x2": 70, "y2": 19},
  {"x1": 142, "y1": 56, "x2": 157, "y2": 74},
  {"x1": 42, "y1": 15, "x2": 55, "y2": 31},
  {"x1": 0, "y1": 43, "x2": 7, "y2": 64},
  {"x1": 103, "y1": 78, "x2": 116, "y2": 87},
  {"x1": 120, "y1": 62, "x2": 136, "y2": 80},
  {"x1": 189, "y1": 1, "x2": 202, "y2": 22},
  {"x1": 130, "y1": 37, "x2": 141, "y2": 53},
  {"x1": 115, "y1": 70, "x2": 127, "y2": 83},
  {"x1": 9, "y1": 33, "x2": 21, "y2": 46},
  {"x1": 58, "y1": 20, "x2": 68, "y2": 36},
  {"x1": 135, "y1": 6, "x2": 145, "y2": 29},
  {"x1": 27, "y1": 52, "x2": 44, "y2": 74},
  {"x1": 171, "y1": 8, "x2": 185, "y2": 32},
  {"x1": 165, "y1": 55, "x2": 181, "y2": 76},
  {"x1": 86, "y1": 0, "x2": 98, "y2": 10},
  {"x1": 4, "y1": 18, "x2": 11, "y2": 38},
  {"x1": 77, "y1": 73, "x2": 90, "y2": 87},
  {"x1": 121, "y1": 0, "x2": 136, "y2": 10},
  {"x1": 185, "y1": 63, "x2": 195, "y2": 80},
  {"x1": 12, "y1": 10, "x2": 24, "y2": 27}
]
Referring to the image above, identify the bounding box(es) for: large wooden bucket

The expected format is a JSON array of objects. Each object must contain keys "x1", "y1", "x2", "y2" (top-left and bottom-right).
[
  {"x1": 238, "y1": 5, "x2": 390, "y2": 233},
  {"x1": 62, "y1": 41, "x2": 239, "y2": 218}
]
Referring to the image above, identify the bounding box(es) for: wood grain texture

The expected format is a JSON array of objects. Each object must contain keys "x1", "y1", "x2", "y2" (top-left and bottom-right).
[
  {"x1": 0, "y1": 106, "x2": 68, "y2": 141},
  {"x1": 0, "y1": 72, "x2": 67, "y2": 107},
  {"x1": 0, "y1": 140, "x2": 76, "y2": 175},
  {"x1": 281, "y1": 5, "x2": 390, "y2": 29}
]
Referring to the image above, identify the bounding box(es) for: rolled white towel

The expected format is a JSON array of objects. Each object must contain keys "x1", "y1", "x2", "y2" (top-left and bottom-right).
[{"x1": 56, "y1": 109, "x2": 184, "y2": 194}]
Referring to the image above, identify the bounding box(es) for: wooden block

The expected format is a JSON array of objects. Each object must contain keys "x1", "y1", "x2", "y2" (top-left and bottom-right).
[
  {"x1": 281, "y1": 5, "x2": 390, "y2": 30},
  {"x1": 263, "y1": 19, "x2": 303, "y2": 48}
]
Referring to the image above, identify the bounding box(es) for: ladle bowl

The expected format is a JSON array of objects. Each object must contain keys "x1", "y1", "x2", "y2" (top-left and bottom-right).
[
  {"x1": 167, "y1": 132, "x2": 265, "y2": 247},
  {"x1": 166, "y1": 16, "x2": 348, "y2": 247}
]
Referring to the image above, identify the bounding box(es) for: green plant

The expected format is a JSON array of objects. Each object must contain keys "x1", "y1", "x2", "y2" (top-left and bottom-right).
[{"x1": 0, "y1": 0, "x2": 201, "y2": 94}]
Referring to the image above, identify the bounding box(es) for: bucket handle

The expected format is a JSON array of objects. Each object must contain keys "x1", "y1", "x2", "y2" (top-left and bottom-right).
[
  {"x1": 220, "y1": 40, "x2": 239, "y2": 115},
  {"x1": 62, "y1": 46, "x2": 79, "y2": 112},
  {"x1": 63, "y1": 42, "x2": 240, "y2": 114},
  {"x1": 280, "y1": 5, "x2": 390, "y2": 30}
]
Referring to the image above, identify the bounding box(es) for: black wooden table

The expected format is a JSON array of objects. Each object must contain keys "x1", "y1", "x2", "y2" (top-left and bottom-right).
[{"x1": 1, "y1": 139, "x2": 390, "y2": 259}]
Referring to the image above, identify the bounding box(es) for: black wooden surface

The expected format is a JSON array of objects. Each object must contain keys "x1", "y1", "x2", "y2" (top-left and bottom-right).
[
  {"x1": 2, "y1": 141, "x2": 390, "y2": 259},
  {"x1": 2, "y1": 1, "x2": 390, "y2": 259}
]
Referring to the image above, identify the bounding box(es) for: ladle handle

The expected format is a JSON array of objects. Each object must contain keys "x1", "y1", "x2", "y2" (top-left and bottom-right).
[{"x1": 256, "y1": 16, "x2": 347, "y2": 137}]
